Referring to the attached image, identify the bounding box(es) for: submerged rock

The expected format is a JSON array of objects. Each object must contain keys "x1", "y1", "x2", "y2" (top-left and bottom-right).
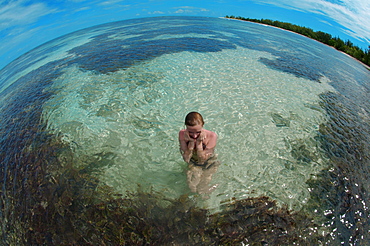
[{"x1": 271, "y1": 113, "x2": 290, "y2": 127}]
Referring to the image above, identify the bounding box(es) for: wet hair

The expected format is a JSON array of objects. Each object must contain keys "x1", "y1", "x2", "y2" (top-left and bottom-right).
[{"x1": 185, "y1": 112, "x2": 204, "y2": 126}]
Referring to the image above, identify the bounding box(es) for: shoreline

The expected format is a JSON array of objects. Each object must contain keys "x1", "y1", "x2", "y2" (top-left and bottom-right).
[{"x1": 224, "y1": 17, "x2": 370, "y2": 71}]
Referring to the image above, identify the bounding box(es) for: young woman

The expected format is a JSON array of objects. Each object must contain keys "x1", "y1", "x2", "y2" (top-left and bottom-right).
[{"x1": 178, "y1": 112, "x2": 218, "y2": 193}]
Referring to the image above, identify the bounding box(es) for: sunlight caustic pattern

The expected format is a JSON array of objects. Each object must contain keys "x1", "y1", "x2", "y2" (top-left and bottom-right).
[
  {"x1": 1, "y1": 17, "x2": 369, "y2": 244},
  {"x1": 41, "y1": 21, "x2": 337, "y2": 211}
]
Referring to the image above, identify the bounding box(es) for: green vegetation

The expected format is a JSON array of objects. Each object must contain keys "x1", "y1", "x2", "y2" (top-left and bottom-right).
[{"x1": 225, "y1": 15, "x2": 370, "y2": 68}]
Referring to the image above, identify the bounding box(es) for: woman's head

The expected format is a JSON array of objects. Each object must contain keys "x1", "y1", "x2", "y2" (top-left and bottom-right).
[
  {"x1": 185, "y1": 112, "x2": 204, "y2": 126},
  {"x1": 185, "y1": 112, "x2": 204, "y2": 139}
]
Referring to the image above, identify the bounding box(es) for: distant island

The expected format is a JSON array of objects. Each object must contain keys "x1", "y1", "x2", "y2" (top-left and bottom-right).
[{"x1": 225, "y1": 16, "x2": 370, "y2": 68}]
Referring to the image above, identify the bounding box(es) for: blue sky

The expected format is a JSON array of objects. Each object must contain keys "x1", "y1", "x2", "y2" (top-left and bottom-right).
[{"x1": 0, "y1": 0, "x2": 369, "y2": 70}]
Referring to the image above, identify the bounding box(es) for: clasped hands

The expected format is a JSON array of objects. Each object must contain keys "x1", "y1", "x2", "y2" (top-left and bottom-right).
[{"x1": 184, "y1": 130, "x2": 206, "y2": 151}]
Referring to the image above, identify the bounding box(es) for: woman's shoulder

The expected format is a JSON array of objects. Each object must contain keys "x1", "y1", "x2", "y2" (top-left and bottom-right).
[
  {"x1": 204, "y1": 129, "x2": 217, "y2": 149},
  {"x1": 178, "y1": 129, "x2": 186, "y2": 139},
  {"x1": 205, "y1": 129, "x2": 217, "y2": 138}
]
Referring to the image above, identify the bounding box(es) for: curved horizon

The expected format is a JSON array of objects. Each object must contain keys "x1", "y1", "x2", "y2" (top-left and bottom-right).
[{"x1": 0, "y1": 0, "x2": 369, "y2": 71}]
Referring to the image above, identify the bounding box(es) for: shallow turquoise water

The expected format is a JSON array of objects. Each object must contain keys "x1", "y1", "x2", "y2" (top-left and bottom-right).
[
  {"x1": 42, "y1": 47, "x2": 335, "y2": 211},
  {"x1": 1, "y1": 16, "x2": 369, "y2": 244}
]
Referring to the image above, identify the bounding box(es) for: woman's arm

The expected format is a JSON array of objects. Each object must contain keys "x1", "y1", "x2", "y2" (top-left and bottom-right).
[
  {"x1": 195, "y1": 130, "x2": 217, "y2": 164},
  {"x1": 179, "y1": 130, "x2": 194, "y2": 163}
]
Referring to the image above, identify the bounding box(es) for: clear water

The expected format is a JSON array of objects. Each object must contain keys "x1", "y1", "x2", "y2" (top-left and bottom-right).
[
  {"x1": 1, "y1": 16, "x2": 370, "y2": 244},
  {"x1": 42, "y1": 47, "x2": 336, "y2": 211}
]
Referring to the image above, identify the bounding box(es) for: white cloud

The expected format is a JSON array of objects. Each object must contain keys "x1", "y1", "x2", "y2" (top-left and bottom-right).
[
  {"x1": 172, "y1": 6, "x2": 209, "y2": 14},
  {"x1": 317, "y1": 19, "x2": 334, "y2": 27},
  {"x1": 73, "y1": 6, "x2": 91, "y2": 13},
  {"x1": 148, "y1": 10, "x2": 165, "y2": 14},
  {"x1": 0, "y1": 1, "x2": 69, "y2": 69},
  {"x1": 252, "y1": 0, "x2": 370, "y2": 44},
  {"x1": 174, "y1": 8, "x2": 185, "y2": 14},
  {"x1": 98, "y1": 0, "x2": 126, "y2": 6},
  {"x1": 66, "y1": 0, "x2": 89, "y2": 2},
  {"x1": 0, "y1": 1, "x2": 56, "y2": 30}
]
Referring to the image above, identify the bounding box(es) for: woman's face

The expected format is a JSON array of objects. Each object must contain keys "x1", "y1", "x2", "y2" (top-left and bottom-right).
[{"x1": 186, "y1": 124, "x2": 203, "y2": 139}]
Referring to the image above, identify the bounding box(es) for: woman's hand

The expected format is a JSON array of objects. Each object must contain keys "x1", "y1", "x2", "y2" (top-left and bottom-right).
[
  {"x1": 184, "y1": 130, "x2": 192, "y2": 142},
  {"x1": 197, "y1": 130, "x2": 206, "y2": 143},
  {"x1": 187, "y1": 140, "x2": 195, "y2": 150},
  {"x1": 184, "y1": 154, "x2": 192, "y2": 163}
]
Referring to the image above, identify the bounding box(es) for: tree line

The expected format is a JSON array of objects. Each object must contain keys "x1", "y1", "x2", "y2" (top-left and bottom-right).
[{"x1": 225, "y1": 15, "x2": 370, "y2": 68}]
